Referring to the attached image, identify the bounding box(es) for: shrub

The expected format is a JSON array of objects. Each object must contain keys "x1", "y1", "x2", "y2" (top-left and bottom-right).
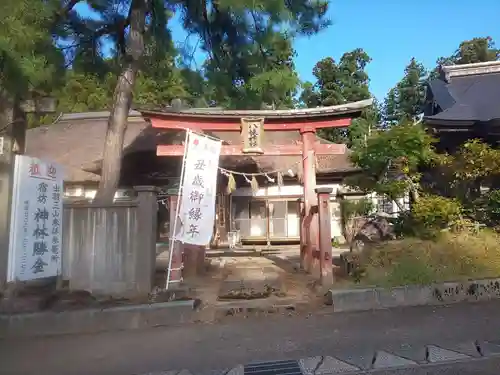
[
  {"x1": 340, "y1": 198, "x2": 374, "y2": 243},
  {"x1": 410, "y1": 195, "x2": 463, "y2": 237},
  {"x1": 340, "y1": 198, "x2": 373, "y2": 221},
  {"x1": 473, "y1": 189, "x2": 500, "y2": 227},
  {"x1": 356, "y1": 230, "x2": 500, "y2": 287},
  {"x1": 331, "y1": 237, "x2": 341, "y2": 247},
  {"x1": 391, "y1": 210, "x2": 416, "y2": 238}
]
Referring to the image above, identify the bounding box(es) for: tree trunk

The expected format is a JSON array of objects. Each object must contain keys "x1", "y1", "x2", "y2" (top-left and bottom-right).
[
  {"x1": 0, "y1": 93, "x2": 26, "y2": 291},
  {"x1": 94, "y1": 0, "x2": 147, "y2": 203}
]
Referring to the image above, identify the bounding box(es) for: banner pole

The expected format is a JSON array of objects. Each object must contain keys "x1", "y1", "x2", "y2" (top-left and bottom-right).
[{"x1": 165, "y1": 129, "x2": 190, "y2": 290}]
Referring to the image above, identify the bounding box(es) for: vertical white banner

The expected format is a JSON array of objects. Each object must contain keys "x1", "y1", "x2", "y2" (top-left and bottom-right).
[
  {"x1": 8, "y1": 155, "x2": 64, "y2": 282},
  {"x1": 176, "y1": 132, "x2": 221, "y2": 245}
]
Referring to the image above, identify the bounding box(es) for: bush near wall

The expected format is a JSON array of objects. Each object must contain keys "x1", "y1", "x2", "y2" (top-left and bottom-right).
[
  {"x1": 353, "y1": 230, "x2": 500, "y2": 287},
  {"x1": 391, "y1": 195, "x2": 464, "y2": 239}
]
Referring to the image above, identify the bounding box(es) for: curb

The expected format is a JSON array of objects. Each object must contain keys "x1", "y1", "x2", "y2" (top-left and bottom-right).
[
  {"x1": 213, "y1": 298, "x2": 307, "y2": 319},
  {"x1": 0, "y1": 300, "x2": 196, "y2": 338},
  {"x1": 326, "y1": 278, "x2": 500, "y2": 312}
]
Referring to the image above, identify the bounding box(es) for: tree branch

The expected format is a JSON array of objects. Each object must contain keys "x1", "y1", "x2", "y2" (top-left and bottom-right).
[
  {"x1": 59, "y1": 0, "x2": 80, "y2": 18},
  {"x1": 95, "y1": 16, "x2": 131, "y2": 41},
  {"x1": 250, "y1": 11, "x2": 268, "y2": 68},
  {"x1": 51, "y1": 0, "x2": 80, "y2": 31}
]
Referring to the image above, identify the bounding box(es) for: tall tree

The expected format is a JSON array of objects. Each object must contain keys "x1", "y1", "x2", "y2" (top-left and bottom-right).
[
  {"x1": 382, "y1": 58, "x2": 427, "y2": 125},
  {"x1": 1, "y1": 0, "x2": 64, "y2": 122},
  {"x1": 428, "y1": 37, "x2": 500, "y2": 80},
  {"x1": 50, "y1": 36, "x2": 190, "y2": 115},
  {"x1": 299, "y1": 48, "x2": 376, "y2": 146},
  {"x1": 435, "y1": 37, "x2": 500, "y2": 74},
  {"x1": 203, "y1": 27, "x2": 300, "y2": 109},
  {"x1": 55, "y1": 0, "x2": 329, "y2": 202},
  {"x1": 298, "y1": 81, "x2": 320, "y2": 108},
  {"x1": 179, "y1": 68, "x2": 210, "y2": 107},
  {"x1": 381, "y1": 87, "x2": 398, "y2": 127},
  {"x1": 50, "y1": 71, "x2": 115, "y2": 114}
]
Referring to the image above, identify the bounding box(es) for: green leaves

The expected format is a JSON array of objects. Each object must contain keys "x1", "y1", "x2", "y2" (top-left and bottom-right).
[
  {"x1": 309, "y1": 49, "x2": 372, "y2": 107},
  {"x1": 340, "y1": 198, "x2": 374, "y2": 222},
  {"x1": 382, "y1": 58, "x2": 427, "y2": 125},
  {"x1": 451, "y1": 140, "x2": 500, "y2": 182},
  {"x1": 301, "y1": 48, "x2": 376, "y2": 145},
  {"x1": 347, "y1": 123, "x2": 500, "y2": 234},
  {"x1": 347, "y1": 123, "x2": 439, "y2": 199},
  {"x1": 412, "y1": 195, "x2": 463, "y2": 232},
  {"x1": 200, "y1": 21, "x2": 301, "y2": 109},
  {"x1": 431, "y1": 37, "x2": 499, "y2": 79},
  {"x1": 53, "y1": 71, "x2": 114, "y2": 113},
  {"x1": 351, "y1": 124, "x2": 437, "y2": 174},
  {"x1": 176, "y1": 0, "x2": 329, "y2": 109},
  {"x1": 2, "y1": 0, "x2": 330, "y2": 113},
  {"x1": 0, "y1": 0, "x2": 64, "y2": 97}
]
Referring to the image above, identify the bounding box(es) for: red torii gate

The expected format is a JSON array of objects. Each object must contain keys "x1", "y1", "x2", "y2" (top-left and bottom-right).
[{"x1": 141, "y1": 99, "x2": 372, "y2": 285}]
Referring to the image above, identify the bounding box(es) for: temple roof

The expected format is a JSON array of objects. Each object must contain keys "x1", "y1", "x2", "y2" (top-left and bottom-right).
[
  {"x1": 26, "y1": 111, "x2": 145, "y2": 182},
  {"x1": 26, "y1": 111, "x2": 357, "y2": 183},
  {"x1": 425, "y1": 61, "x2": 500, "y2": 125},
  {"x1": 140, "y1": 99, "x2": 373, "y2": 120}
]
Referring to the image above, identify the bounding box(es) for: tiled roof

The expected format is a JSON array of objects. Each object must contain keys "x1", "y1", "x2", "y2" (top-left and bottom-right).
[
  {"x1": 26, "y1": 111, "x2": 355, "y2": 183},
  {"x1": 425, "y1": 61, "x2": 500, "y2": 124},
  {"x1": 26, "y1": 112, "x2": 148, "y2": 182},
  {"x1": 139, "y1": 99, "x2": 373, "y2": 120}
]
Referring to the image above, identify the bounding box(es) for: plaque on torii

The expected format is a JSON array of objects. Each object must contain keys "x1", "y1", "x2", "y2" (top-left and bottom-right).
[{"x1": 241, "y1": 118, "x2": 264, "y2": 154}]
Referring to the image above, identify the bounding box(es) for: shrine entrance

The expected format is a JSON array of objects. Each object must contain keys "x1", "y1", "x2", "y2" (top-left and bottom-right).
[
  {"x1": 232, "y1": 197, "x2": 300, "y2": 243},
  {"x1": 141, "y1": 98, "x2": 372, "y2": 287}
]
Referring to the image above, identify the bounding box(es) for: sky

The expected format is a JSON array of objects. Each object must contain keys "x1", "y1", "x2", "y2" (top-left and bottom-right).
[
  {"x1": 291, "y1": 0, "x2": 500, "y2": 100},
  {"x1": 77, "y1": 0, "x2": 500, "y2": 101}
]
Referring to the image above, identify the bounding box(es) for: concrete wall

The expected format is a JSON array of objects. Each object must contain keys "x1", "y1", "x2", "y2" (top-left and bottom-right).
[{"x1": 62, "y1": 186, "x2": 157, "y2": 297}]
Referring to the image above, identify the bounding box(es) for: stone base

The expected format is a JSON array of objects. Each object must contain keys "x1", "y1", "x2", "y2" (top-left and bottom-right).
[
  {"x1": 326, "y1": 278, "x2": 500, "y2": 312},
  {"x1": 0, "y1": 300, "x2": 196, "y2": 338}
]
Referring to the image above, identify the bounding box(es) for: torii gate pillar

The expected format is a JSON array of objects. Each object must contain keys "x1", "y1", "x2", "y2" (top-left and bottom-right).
[{"x1": 316, "y1": 187, "x2": 334, "y2": 285}]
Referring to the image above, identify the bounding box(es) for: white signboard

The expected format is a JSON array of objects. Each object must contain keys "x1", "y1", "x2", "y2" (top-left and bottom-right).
[
  {"x1": 8, "y1": 155, "x2": 64, "y2": 281},
  {"x1": 176, "y1": 131, "x2": 221, "y2": 245}
]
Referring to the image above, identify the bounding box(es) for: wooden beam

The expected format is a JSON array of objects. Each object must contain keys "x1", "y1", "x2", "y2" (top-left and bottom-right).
[
  {"x1": 157, "y1": 143, "x2": 346, "y2": 156},
  {"x1": 150, "y1": 117, "x2": 351, "y2": 131}
]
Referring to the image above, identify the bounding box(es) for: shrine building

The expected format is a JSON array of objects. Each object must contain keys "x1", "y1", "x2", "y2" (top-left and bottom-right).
[
  {"x1": 25, "y1": 99, "x2": 410, "y2": 252},
  {"x1": 424, "y1": 60, "x2": 500, "y2": 151}
]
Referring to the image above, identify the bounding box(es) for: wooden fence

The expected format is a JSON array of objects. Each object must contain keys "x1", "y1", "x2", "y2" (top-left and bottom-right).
[{"x1": 61, "y1": 186, "x2": 157, "y2": 296}]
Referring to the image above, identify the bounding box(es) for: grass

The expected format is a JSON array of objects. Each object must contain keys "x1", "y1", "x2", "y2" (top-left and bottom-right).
[{"x1": 355, "y1": 229, "x2": 500, "y2": 287}]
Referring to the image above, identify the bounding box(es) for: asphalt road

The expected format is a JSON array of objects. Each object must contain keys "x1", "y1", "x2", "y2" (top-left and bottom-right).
[{"x1": 2, "y1": 301, "x2": 500, "y2": 375}]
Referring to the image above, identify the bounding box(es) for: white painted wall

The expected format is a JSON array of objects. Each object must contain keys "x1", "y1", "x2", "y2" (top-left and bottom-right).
[
  {"x1": 329, "y1": 199, "x2": 342, "y2": 238},
  {"x1": 231, "y1": 183, "x2": 344, "y2": 239}
]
